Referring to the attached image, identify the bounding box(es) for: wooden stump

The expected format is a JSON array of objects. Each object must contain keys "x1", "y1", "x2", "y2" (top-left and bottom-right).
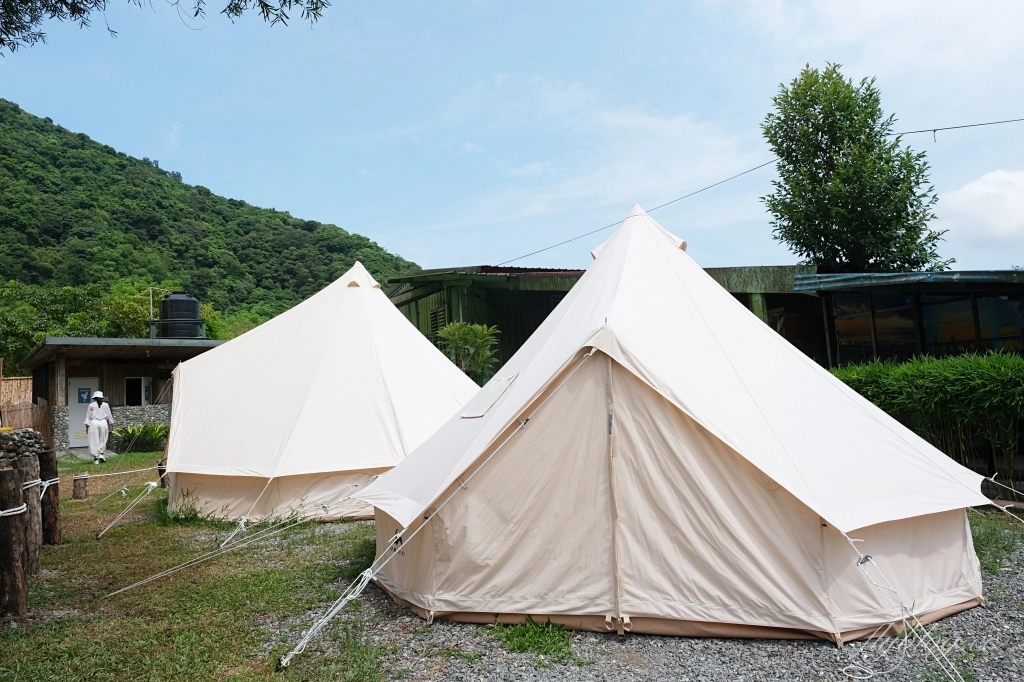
[
  {"x1": 72, "y1": 474, "x2": 89, "y2": 500},
  {"x1": 11, "y1": 457, "x2": 42, "y2": 576},
  {"x1": 0, "y1": 467, "x2": 28, "y2": 618},
  {"x1": 37, "y1": 451, "x2": 61, "y2": 546}
]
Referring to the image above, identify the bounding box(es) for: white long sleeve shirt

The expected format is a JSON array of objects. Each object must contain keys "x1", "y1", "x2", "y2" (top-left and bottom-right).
[{"x1": 85, "y1": 402, "x2": 114, "y2": 425}]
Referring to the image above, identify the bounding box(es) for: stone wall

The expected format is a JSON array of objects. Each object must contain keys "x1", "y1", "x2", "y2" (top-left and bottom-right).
[
  {"x1": 0, "y1": 429, "x2": 48, "y2": 461},
  {"x1": 109, "y1": 404, "x2": 171, "y2": 453},
  {"x1": 49, "y1": 404, "x2": 170, "y2": 453},
  {"x1": 50, "y1": 406, "x2": 69, "y2": 453},
  {"x1": 111, "y1": 404, "x2": 171, "y2": 426}
]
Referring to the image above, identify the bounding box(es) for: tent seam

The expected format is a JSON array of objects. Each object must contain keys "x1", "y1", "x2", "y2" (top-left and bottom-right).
[
  {"x1": 362, "y1": 288, "x2": 410, "y2": 457},
  {"x1": 641, "y1": 217, "x2": 831, "y2": 525},
  {"x1": 269, "y1": 288, "x2": 346, "y2": 478}
]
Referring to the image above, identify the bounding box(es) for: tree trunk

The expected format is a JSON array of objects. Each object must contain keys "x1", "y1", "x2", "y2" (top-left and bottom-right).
[
  {"x1": 0, "y1": 467, "x2": 28, "y2": 618},
  {"x1": 11, "y1": 457, "x2": 42, "y2": 576},
  {"x1": 73, "y1": 474, "x2": 89, "y2": 500},
  {"x1": 37, "y1": 451, "x2": 61, "y2": 545}
]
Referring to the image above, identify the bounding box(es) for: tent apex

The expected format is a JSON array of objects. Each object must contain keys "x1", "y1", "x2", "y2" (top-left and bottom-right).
[{"x1": 628, "y1": 203, "x2": 647, "y2": 217}]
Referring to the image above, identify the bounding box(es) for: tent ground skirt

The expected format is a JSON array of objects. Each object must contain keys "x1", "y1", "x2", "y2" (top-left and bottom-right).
[
  {"x1": 375, "y1": 581, "x2": 982, "y2": 644},
  {"x1": 168, "y1": 469, "x2": 389, "y2": 521}
]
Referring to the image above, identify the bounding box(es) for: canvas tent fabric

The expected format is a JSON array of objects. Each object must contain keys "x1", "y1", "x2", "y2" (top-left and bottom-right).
[
  {"x1": 165, "y1": 262, "x2": 479, "y2": 520},
  {"x1": 355, "y1": 206, "x2": 989, "y2": 640}
]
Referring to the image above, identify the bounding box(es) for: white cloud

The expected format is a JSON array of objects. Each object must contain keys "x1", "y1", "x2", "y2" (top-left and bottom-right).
[
  {"x1": 938, "y1": 170, "x2": 1024, "y2": 243},
  {"x1": 741, "y1": 1, "x2": 1024, "y2": 79},
  {"x1": 165, "y1": 121, "x2": 184, "y2": 147},
  {"x1": 462, "y1": 141, "x2": 484, "y2": 153}
]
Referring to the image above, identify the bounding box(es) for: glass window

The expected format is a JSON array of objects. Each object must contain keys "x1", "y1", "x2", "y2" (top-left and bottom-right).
[
  {"x1": 977, "y1": 294, "x2": 1024, "y2": 352},
  {"x1": 921, "y1": 294, "x2": 975, "y2": 356},
  {"x1": 872, "y1": 294, "x2": 916, "y2": 361},
  {"x1": 833, "y1": 293, "x2": 873, "y2": 365}
]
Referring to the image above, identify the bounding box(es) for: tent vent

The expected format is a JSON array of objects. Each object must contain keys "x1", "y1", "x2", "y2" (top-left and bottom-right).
[
  {"x1": 462, "y1": 374, "x2": 518, "y2": 418},
  {"x1": 347, "y1": 281, "x2": 361, "y2": 287}
]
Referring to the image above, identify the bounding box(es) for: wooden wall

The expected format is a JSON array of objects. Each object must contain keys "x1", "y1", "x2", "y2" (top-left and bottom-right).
[
  {"x1": 61, "y1": 362, "x2": 165, "y2": 407},
  {"x1": 0, "y1": 377, "x2": 32, "y2": 404}
]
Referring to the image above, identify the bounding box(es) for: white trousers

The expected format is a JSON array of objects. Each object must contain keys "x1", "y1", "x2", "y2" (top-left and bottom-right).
[{"x1": 88, "y1": 419, "x2": 109, "y2": 457}]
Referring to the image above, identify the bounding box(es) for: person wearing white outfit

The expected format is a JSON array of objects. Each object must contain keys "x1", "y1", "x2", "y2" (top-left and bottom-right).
[{"x1": 85, "y1": 391, "x2": 114, "y2": 463}]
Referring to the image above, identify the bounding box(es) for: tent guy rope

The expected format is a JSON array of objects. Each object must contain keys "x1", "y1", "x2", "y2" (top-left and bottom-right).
[
  {"x1": 96, "y1": 472, "x2": 167, "y2": 539},
  {"x1": 219, "y1": 476, "x2": 276, "y2": 548},
  {"x1": 840, "y1": 534, "x2": 967, "y2": 682},
  {"x1": 103, "y1": 485, "x2": 363, "y2": 598}
]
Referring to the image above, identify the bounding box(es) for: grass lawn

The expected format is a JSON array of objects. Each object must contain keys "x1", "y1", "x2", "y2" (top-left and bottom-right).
[
  {"x1": 0, "y1": 451, "x2": 386, "y2": 682},
  {"x1": 2, "y1": 450, "x2": 1020, "y2": 681}
]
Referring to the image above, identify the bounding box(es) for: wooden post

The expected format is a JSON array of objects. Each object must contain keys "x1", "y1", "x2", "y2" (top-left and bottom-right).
[
  {"x1": 54, "y1": 353, "x2": 67, "y2": 407},
  {"x1": 0, "y1": 467, "x2": 28, "y2": 618},
  {"x1": 37, "y1": 451, "x2": 61, "y2": 545},
  {"x1": 72, "y1": 474, "x2": 89, "y2": 500},
  {"x1": 749, "y1": 293, "x2": 769, "y2": 323},
  {"x1": 11, "y1": 457, "x2": 42, "y2": 576}
]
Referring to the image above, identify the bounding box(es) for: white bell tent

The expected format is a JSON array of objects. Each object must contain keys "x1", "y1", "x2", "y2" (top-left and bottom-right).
[
  {"x1": 165, "y1": 262, "x2": 479, "y2": 520},
  {"x1": 355, "y1": 206, "x2": 989, "y2": 642}
]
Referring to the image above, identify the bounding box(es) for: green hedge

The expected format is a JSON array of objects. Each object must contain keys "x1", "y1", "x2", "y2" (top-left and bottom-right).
[{"x1": 831, "y1": 353, "x2": 1024, "y2": 489}]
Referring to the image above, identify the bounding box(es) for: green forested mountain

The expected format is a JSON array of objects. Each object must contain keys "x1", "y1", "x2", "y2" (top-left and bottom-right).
[{"x1": 0, "y1": 99, "x2": 420, "y2": 372}]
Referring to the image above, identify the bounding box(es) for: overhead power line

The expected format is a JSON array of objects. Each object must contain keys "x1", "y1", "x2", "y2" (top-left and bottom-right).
[
  {"x1": 893, "y1": 117, "x2": 1024, "y2": 137},
  {"x1": 496, "y1": 160, "x2": 778, "y2": 266},
  {"x1": 497, "y1": 115, "x2": 1024, "y2": 266}
]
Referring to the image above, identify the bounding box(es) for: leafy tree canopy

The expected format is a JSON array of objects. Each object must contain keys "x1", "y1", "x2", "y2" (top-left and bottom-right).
[
  {"x1": 762, "y1": 64, "x2": 951, "y2": 274},
  {"x1": 1, "y1": 0, "x2": 328, "y2": 53},
  {"x1": 437, "y1": 322, "x2": 500, "y2": 385},
  {"x1": 0, "y1": 98, "x2": 420, "y2": 373}
]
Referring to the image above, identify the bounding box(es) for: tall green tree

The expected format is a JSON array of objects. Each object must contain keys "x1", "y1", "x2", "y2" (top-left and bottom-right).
[
  {"x1": 436, "y1": 322, "x2": 501, "y2": 385},
  {"x1": 762, "y1": 64, "x2": 950, "y2": 273}
]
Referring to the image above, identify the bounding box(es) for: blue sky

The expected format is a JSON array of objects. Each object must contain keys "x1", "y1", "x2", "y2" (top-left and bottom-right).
[{"x1": 3, "y1": 1, "x2": 1023, "y2": 271}]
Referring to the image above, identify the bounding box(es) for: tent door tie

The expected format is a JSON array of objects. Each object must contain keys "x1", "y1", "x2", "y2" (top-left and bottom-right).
[{"x1": 604, "y1": 615, "x2": 629, "y2": 635}]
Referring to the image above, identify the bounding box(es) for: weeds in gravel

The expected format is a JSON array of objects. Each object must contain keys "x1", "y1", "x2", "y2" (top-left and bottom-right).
[
  {"x1": 275, "y1": 620, "x2": 394, "y2": 682},
  {"x1": 340, "y1": 533, "x2": 377, "y2": 581},
  {"x1": 970, "y1": 509, "x2": 1024, "y2": 573},
  {"x1": 488, "y1": 618, "x2": 587, "y2": 667},
  {"x1": 419, "y1": 644, "x2": 484, "y2": 662}
]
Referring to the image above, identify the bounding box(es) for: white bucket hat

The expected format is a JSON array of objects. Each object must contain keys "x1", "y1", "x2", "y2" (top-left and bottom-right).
[{"x1": 92, "y1": 391, "x2": 105, "y2": 399}]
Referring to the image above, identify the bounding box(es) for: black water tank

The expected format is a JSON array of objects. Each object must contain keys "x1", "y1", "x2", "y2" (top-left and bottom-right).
[{"x1": 158, "y1": 292, "x2": 203, "y2": 338}]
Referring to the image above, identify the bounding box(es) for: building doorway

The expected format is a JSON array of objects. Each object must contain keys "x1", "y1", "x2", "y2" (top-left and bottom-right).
[{"x1": 67, "y1": 377, "x2": 99, "y2": 447}]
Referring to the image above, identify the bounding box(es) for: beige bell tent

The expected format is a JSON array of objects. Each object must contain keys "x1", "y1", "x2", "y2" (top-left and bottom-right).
[
  {"x1": 165, "y1": 262, "x2": 479, "y2": 521},
  {"x1": 355, "y1": 206, "x2": 990, "y2": 642}
]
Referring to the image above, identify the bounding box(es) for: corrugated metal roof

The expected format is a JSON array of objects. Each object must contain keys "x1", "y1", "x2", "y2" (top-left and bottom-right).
[
  {"x1": 794, "y1": 270, "x2": 1024, "y2": 292},
  {"x1": 390, "y1": 265, "x2": 585, "y2": 284}
]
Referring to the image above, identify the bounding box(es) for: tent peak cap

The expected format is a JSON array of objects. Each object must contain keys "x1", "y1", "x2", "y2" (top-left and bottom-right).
[
  {"x1": 339, "y1": 262, "x2": 382, "y2": 289},
  {"x1": 592, "y1": 207, "x2": 687, "y2": 259}
]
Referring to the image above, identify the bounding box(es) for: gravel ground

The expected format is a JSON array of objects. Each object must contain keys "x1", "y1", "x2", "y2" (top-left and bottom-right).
[{"x1": 269, "y1": 522, "x2": 1022, "y2": 682}]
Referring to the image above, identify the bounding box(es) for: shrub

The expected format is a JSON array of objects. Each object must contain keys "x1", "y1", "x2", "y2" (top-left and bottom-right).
[
  {"x1": 832, "y1": 353, "x2": 1024, "y2": 493},
  {"x1": 112, "y1": 422, "x2": 170, "y2": 452}
]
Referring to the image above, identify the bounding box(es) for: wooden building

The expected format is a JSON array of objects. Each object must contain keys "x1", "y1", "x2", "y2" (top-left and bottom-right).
[
  {"x1": 387, "y1": 264, "x2": 825, "y2": 370},
  {"x1": 20, "y1": 337, "x2": 224, "y2": 451}
]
